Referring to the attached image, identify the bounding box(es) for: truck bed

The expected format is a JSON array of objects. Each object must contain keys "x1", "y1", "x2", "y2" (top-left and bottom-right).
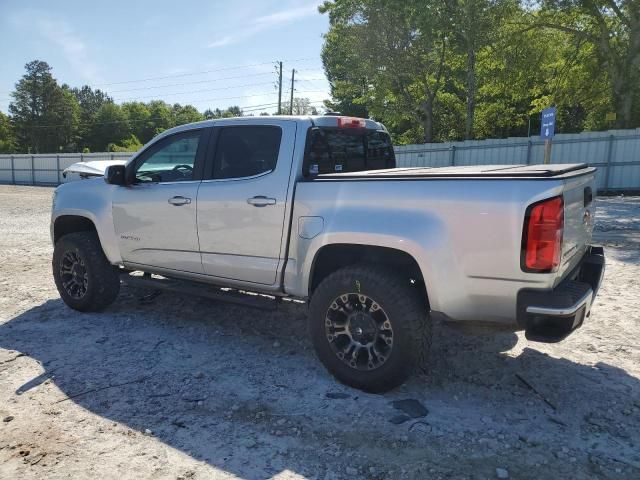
[{"x1": 314, "y1": 163, "x2": 594, "y2": 180}]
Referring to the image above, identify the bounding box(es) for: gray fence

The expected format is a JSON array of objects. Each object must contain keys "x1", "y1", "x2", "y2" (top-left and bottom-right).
[
  {"x1": 1, "y1": 128, "x2": 639, "y2": 190},
  {"x1": 395, "y1": 128, "x2": 640, "y2": 191},
  {"x1": 0, "y1": 152, "x2": 132, "y2": 185}
]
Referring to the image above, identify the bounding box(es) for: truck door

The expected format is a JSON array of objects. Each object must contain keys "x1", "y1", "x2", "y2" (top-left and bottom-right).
[
  {"x1": 112, "y1": 128, "x2": 210, "y2": 273},
  {"x1": 196, "y1": 120, "x2": 297, "y2": 285}
]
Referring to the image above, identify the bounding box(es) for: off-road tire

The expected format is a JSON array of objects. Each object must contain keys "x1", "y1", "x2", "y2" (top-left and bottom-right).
[
  {"x1": 309, "y1": 264, "x2": 431, "y2": 393},
  {"x1": 53, "y1": 232, "x2": 120, "y2": 312}
]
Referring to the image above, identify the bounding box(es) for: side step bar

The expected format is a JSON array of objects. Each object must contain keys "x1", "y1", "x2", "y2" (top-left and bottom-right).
[{"x1": 120, "y1": 272, "x2": 279, "y2": 311}]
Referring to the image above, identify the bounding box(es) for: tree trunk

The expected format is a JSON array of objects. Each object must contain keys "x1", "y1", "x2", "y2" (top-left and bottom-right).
[
  {"x1": 617, "y1": 21, "x2": 640, "y2": 128},
  {"x1": 599, "y1": 9, "x2": 640, "y2": 129},
  {"x1": 420, "y1": 98, "x2": 435, "y2": 143},
  {"x1": 465, "y1": 46, "x2": 476, "y2": 140},
  {"x1": 610, "y1": 65, "x2": 635, "y2": 129},
  {"x1": 616, "y1": 87, "x2": 633, "y2": 129}
]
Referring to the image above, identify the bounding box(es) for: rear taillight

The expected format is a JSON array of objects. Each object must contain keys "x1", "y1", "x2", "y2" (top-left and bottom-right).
[{"x1": 521, "y1": 196, "x2": 564, "y2": 272}]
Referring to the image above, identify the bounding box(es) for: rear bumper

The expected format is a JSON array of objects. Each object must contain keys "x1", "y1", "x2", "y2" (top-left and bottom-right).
[{"x1": 516, "y1": 246, "x2": 605, "y2": 343}]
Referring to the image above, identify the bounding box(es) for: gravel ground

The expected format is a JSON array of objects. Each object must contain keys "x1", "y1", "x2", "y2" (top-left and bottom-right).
[{"x1": 0, "y1": 185, "x2": 638, "y2": 480}]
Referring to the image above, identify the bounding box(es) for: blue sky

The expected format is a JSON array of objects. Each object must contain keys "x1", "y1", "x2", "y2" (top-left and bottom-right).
[{"x1": 0, "y1": 0, "x2": 330, "y2": 114}]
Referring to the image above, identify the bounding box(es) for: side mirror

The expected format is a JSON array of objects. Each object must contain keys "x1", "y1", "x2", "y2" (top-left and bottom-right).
[{"x1": 105, "y1": 164, "x2": 126, "y2": 185}]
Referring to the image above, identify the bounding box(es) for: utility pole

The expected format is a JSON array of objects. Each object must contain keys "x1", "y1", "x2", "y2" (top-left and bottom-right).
[
  {"x1": 277, "y1": 61, "x2": 283, "y2": 115},
  {"x1": 289, "y1": 69, "x2": 295, "y2": 115}
]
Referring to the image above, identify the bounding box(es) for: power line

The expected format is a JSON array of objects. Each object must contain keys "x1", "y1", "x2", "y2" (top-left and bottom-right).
[
  {"x1": 170, "y1": 91, "x2": 279, "y2": 105},
  {"x1": 293, "y1": 67, "x2": 326, "y2": 74},
  {"x1": 92, "y1": 57, "x2": 319, "y2": 87},
  {"x1": 24, "y1": 98, "x2": 329, "y2": 130},
  {"x1": 3, "y1": 89, "x2": 328, "y2": 118},
  {"x1": 25, "y1": 91, "x2": 282, "y2": 117},
  {"x1": 169, "y1": 90, "x2": 325, "y2": 109},
  {"x1": 0, "y1": 74, "x2": 276, "y2": 102},
  {"x1": 243, "y1": 103, "x2": 280, "y2": 113},
  {"x1": 156, "y1": 90, "x2": 327, "y2": 107},
  {"x1": 0, "y1": 58, "x2": 324, "y2": 96},
  {"x1": 298, "y1": 78, "x2": 329, "y2": 91},
  {"x1": 111, "y1": 81, "x2": 277, "y2": 102},
  {"x1": 0, "y1": 76, "x2": 329, "y2": 103},
  {"x1": 23, "y1": 100, "x2": 280, "y2": 130},
  {"x1": 107, "y1": 71, "x2": 275, "y2": 94},
  {"x1": 109, "y1": 78, "x2": 326, "y2": 99}
]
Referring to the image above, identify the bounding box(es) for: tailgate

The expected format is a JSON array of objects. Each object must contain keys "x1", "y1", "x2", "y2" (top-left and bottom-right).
[{"x1": 556, "y1": 170, "x2": 597, "y2": 284}]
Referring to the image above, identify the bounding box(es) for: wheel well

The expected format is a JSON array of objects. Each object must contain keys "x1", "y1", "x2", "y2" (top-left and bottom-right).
[
  {"x1": 53, "y1": 215, "x2": 98, "y2": 244},
  {"x1": 309, "y1": 244, "x2": 428, "y2": 304}
]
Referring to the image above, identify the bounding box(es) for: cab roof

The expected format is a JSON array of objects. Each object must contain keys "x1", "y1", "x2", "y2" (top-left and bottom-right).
[{"x1": 155, "y1": 115, "x2": 386, "y2": 141}]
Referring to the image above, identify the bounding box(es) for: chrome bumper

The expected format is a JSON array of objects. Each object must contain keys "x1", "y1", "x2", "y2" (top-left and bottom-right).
[{"x1": 517, "y1": 246, "x2": 605, "y2": 343}]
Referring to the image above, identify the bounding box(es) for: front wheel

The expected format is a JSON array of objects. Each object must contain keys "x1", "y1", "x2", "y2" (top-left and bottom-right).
[
  {"x1": 309, "y1": 265, "x2": 431, "y2": 393},
  {"x1": 52, "y1": 232, "x2": 120, "y2": 312}
]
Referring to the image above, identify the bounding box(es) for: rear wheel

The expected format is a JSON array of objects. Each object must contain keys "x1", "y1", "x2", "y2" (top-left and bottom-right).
[
  {"x1": 309, "y1": 265, "x2": 431, "y2": 392},
  {"x1": 52, "y1": 232, "x2": 120, "y2": 312}
]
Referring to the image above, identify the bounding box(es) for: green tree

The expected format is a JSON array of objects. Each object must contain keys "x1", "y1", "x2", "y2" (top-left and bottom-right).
[
  {"x1": 532, "y1": 0, "x2": 640, "y2": 128},
  {"x1": 222, "y1": 106, "x2": 242, "y2": 117},
  {"x1": 9, "y1": 60, "x2": 80, "y2": 153},
  {"x1": 0, "y1": 111, "x2": 16, "y2": 153},
  {"x1": 72, "y1": 85, "x2": 113, "y2": 150},
  {"x1": 281, "y1": 97, "x2": 319, "y2": 115},
  {"x1": 89, "y1": 103, "x2": 130, "y2": 151},
  {"x1": 107, "y1": 134, "x2": 143, "y2": 152},
  {"x1": 320, "y1": 0, "x2": 452, "y2": 142},
  {"x1": 320, "y1": 13, "x2": 370, "y2": 118},
  {"x1": 121, "y1": 102, "x2": 152, "y2": 143},
  {"x1": 321, "y1": 1, "x2": 624, "y2": 142},
  {"x1": 145, "y1": 100, "x2": 173, "y2": 137},
  {"x1": 171, "y1": 104, "x2": 204, "y2": 125},
  {"x1": 471, "y1": 5, "x2": 614, "y2": 137},
  {"x1": 203, "y1": 106, "x2": 243, "y2": 118},
  {"x1": 57, "y1": 86, "x2": 81, "y2": 151},
  {"x1": 443, "y1": 0, "x2": 517, "y2": 139}
]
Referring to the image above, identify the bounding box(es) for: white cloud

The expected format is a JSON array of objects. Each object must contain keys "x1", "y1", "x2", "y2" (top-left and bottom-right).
[
  {"x1": 207, "y1": 36, "x2": 234, "y2": 49},
  {"x1": 207, "y1": 1, "x2": 321, "y2": 49},
  {"x1": 254, "y1": 3, "x2": 319, "y2": 27},
  {"x1": 10, "y1": 10, "x2": 102, "y2": 84}
]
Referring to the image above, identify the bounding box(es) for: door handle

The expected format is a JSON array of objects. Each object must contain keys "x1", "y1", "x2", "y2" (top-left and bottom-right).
[
  {"x1": 168, "y1": 196, "x2": 191, "y2": 206},
  {"x1": 247, "y1": 196, "x2": 276, "y2": 207}
]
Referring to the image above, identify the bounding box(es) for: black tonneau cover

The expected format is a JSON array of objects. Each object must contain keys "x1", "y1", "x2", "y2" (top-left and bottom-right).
[{"x1": 315, "y1": 163, "x2": 594, "y2": 180}]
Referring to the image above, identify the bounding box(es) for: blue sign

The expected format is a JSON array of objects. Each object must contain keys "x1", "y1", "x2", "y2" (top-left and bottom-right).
[{"x1": 540, "y1": 107, "x2": 556, "y2": 139}]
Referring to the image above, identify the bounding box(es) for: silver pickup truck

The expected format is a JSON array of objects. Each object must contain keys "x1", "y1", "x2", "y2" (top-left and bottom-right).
[{"x1": 51, "y1": 115, "x2": 605, "y2": 392}]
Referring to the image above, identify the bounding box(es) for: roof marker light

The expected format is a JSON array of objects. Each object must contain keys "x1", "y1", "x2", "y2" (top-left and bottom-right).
[{"x1": 337, "y1": 117, "x2": 367, "y2": 129}]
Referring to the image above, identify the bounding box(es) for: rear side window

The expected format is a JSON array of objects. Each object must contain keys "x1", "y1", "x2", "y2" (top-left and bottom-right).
[
  {"x1": 304, "y1": 128, "x2": 395, "y2": 176},
  {"x1": 214, "y1": 126, "x2": 282, "y2": 179}
]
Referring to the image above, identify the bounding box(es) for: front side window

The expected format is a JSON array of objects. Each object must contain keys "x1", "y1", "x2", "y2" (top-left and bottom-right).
[
  {"x1": 214, "y1": 126, "x2": 282, "y2": 179},
  {"x1": 135, "y1": 131, "x2": 201, "y2": 183}
]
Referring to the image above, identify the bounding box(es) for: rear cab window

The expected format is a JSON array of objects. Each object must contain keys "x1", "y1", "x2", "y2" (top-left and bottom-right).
[{"x1": 303, "y1": 123, "x2": 395, "y2": 177}]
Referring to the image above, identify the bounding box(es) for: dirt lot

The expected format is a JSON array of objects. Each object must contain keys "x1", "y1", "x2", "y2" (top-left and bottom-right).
[{"x1": 0, "y1": 185, "x2": 638, "y2": 480}]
